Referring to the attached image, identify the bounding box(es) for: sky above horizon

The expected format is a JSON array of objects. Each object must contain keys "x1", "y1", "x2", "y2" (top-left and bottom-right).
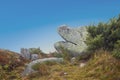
[{"x1": 0, "y1": 0, "x2": 120, "y2": 53}]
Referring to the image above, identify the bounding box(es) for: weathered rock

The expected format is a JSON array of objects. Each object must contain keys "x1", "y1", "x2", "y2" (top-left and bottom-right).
[
  {"x1": 54, "y1": 25, "x2": 88, "y2": 57},
  {"x1": 21, "y1": 57, "x2": 63, "y2": 76},
  {"x1": 79, "y1": 62, "x2": 86, "y2": 68},
  {"x1": 21, "y1": 48, "x2": 31, "y2": 60},
  {"x1": 58, "y1": 25, "x2": 87, "y2": 45},
  {"x1": 21, "y1": 48, "x2": 39, "y2": 60},
  {"x1": 71, "y1": 57, "x2": 76, "y2": 64},
  {"x1": 31, "y1": 54, "x2": 39, "y2": 61}
]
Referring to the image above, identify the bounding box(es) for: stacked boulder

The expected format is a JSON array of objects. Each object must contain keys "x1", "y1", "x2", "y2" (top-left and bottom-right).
[{"x1": 54, "y1": 25, "x2": 88, "y2": 57}]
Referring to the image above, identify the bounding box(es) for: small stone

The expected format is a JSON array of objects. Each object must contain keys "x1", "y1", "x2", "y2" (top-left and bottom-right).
[
  {"x1": 64, "y1": 72, "x2": 67, "y2": 75},
  {"x1": 79, "y1": 63, "x2": 86, "y2": 68}
]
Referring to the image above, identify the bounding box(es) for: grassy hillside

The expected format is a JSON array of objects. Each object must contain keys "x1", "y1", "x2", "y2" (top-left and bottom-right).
[
  {"x1": 22, "y1": 50, "x2": 120, "y2": 80},
  {"x1": 2, "y1": 49, "x2": 120, "y2": 80},
  {"x1": 0, "y1": 49, "x2": 27, "y2": 80}
]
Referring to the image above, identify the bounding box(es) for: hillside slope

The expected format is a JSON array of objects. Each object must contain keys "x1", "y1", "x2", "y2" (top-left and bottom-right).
[
  {"x1": 0, "y1": 49, "x2": 28, "y2": 80},
  {"x1": 24, "y1": 50, "x2": 120, "y2": 80}
]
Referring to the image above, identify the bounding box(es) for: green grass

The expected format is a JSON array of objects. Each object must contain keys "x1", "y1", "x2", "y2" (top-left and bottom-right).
[
  {"x1": 1, "y1": 50, "x2": 120, "y2": 80},
  {"x1": 24, "y1": 50, "x2": 120, "y2": 80}
]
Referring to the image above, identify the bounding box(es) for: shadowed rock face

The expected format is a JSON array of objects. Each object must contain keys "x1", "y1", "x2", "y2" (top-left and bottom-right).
[{"x1": 54, "y1": 25, "x2": 88, "y2": 56}]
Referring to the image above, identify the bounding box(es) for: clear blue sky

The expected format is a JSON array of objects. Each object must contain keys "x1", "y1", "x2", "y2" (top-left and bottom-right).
[{"x1": 0, "y1": 0, "x2": 120, "y2": 53}]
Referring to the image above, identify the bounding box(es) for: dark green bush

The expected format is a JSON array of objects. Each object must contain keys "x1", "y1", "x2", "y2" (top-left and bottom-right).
[
  {"x1": 112, "y1": 40, "x2": 120, "y2": 58},
  {"x1": 29, "y1": 47, "x2": 44, "y2": 55},
  {"x1": 60, "y1": 47, "x2": 72, "y2": 62},
  {"x1": 86, "y1": 14, "x2": 120, "y2": 58},
  {"x1": 51, "y1": 51, "x2": 63, "y2": 58}
]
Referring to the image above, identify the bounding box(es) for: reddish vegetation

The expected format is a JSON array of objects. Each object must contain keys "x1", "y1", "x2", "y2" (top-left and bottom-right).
[
  {"x1": 0, "y1": 49, "x2": 27, "y2": 70},
  {"x1": 0, "y1": 54, "x2": 9, "y2": 65}
]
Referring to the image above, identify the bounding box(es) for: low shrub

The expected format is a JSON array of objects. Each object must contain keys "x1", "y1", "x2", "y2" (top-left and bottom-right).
[
  {"x1": 112, "y1": 40, "x2": 120, "y2": 58},
  {"x1": 32, "y1": 63, "x2": 50, "y2": 76},
  {"x1": 86, "y1": 15, "x2": 120, "y2": 58}
]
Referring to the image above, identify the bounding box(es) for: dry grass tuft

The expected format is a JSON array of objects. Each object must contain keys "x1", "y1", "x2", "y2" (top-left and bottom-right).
[
  {"x1": 26, "y1": 50, "x2": 120, "y2": 80},
  {"x1": 1, "y1": 50, "x2": 120, "y2": 80}
]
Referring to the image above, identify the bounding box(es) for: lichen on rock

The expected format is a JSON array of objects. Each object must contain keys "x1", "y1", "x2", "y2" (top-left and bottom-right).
[{"x1": 54, "y1": 25, "x2": 88, "y2": 57}]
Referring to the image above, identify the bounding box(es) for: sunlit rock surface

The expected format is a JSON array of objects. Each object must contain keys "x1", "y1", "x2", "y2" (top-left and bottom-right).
[{"x1": 54, "y1": 25, "x2": 88, "y2": 56}]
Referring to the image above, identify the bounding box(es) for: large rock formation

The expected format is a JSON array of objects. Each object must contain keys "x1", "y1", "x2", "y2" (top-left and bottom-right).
[
  {"x1": 54, "y1": 25, "x2": 88, "y2": 57},
  {"x1": 21, "y1": 57, "x2": 63, "y2": 76}
]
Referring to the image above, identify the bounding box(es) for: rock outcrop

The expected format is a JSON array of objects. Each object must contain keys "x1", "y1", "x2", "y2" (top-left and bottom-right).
[
  {"x1": 21, "y1": 48, "x2": 31, "y2": 60},
  {"x1": 21, "y1": 48, "x2": 39, "y2": 60},
  {"x1": 54, "y1": 25, "x2": 88, "y2": 57},
  {"x1": 22, "y1": 57, "x2": 63, "y2": 76}
]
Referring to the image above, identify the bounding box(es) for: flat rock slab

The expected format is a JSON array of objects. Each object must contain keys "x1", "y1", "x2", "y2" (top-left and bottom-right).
[{"x1": 22, "y1": 57, "x2": 63, "y2": 76}]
